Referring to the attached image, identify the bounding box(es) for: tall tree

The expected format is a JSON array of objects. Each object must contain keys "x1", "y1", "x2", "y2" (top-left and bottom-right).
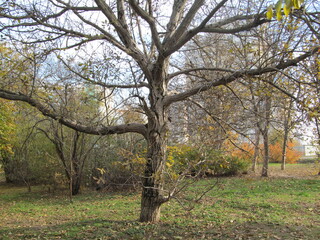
[{"x1": 0, "y1": 0, "x2": 319, "y2": 222}]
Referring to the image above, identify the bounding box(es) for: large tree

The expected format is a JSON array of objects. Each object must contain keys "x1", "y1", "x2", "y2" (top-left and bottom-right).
[{"x1": 0, "y1": 0, "x2": 319, "y2": 222}]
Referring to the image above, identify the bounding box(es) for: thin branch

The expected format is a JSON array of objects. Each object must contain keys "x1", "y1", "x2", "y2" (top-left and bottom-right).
[{"x1": 58, "y1": 57, "x2": 150, "y2": 89}]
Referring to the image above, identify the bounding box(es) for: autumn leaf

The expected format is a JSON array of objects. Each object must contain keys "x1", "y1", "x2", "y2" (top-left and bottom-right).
[{"x1": 266, "y1": 7, "x2": 273, "y2": 20}]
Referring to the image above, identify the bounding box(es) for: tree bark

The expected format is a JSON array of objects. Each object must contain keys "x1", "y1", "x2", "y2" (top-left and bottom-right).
[{"x1": 139, "y1": 147, "x2": 164, "y2": 222}]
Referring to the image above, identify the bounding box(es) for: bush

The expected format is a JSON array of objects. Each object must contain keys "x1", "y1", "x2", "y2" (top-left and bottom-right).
[
  {"x1": 167, "y1": 145, "x2": 250, "y2": 177},
  {"x1": 207, "y1": 154, "x2": 250, "y2": 176},
  {"x1": 89, "y1": 143, "x2": 146, "y2": 191}
]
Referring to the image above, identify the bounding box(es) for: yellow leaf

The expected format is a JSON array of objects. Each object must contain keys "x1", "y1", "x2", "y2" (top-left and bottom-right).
[
  {"x1": 285, "y1": 0, "x2": 294, "y2": 8},
  {"x1": 277, "y1": 11, "x2": 283, "y2": 21},
  {"x1": 275, "y1": 0, "x2": 283, "y2": 21},
  {"x1": 266, "y1": 7, "x2": 273, "y2": 20},
  {"x1": 283, "y1": 43, "x2": 289, "y2": 49},
  {"x1": 283, "y1": 4, "x2": 291, "y2": 16},
  {"x1": 293, "y1": 0, "x2": 301, "y2": 9},
  {"x1": 275, "y1": 0, "x2": 282, "y2": 13},
  {"x1": 96, "y1": 167, "x2": 106, "y2": 174}
]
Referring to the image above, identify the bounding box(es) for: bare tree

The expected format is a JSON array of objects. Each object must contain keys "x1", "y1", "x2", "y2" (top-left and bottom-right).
[
  {"x1": 0, "y1": 0, "x2": 319, "y2": 222},
  {"x1": 38, "y1": 120, "x2": 101, "y2": 195}
]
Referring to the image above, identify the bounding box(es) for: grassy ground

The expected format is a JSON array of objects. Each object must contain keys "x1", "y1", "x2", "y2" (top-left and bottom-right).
[{"x1": 0, "y1": 163, "x2": 319, "y2": 239}]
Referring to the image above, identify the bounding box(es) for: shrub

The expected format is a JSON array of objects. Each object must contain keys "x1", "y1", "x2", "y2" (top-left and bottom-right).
[
  {"x1": 167, "y1": 145, "x2": 250, "y2": 177},
  {"x1": 269, "y1": 141, "x2": 302, "y2": 163},
  {"x1": 208, "y1": 154, "x2": 250, "y2": 176}
]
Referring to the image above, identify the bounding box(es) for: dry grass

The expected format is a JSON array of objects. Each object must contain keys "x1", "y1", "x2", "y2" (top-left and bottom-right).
[{"x1": 249, "y1": 163, "x2": 320, "y2": 178}]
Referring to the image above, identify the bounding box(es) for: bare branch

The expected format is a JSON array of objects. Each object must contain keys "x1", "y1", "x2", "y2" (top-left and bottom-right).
[
  {"x1": 0, "y1": 89, "x2": 147, "y2": 137},
  {"x1": 164, "y1": 47, "x2": 320, "y2": 106},
  {"x1": 94, "y1": 0, "x2": 132, "y2": 45},
  {"x1": 202, "y1": 17, "x2": 269, "y2": 34},
  {"x1": 163, "y1": 0, "x2": 188, "y2": 41},
  {"x1": 163, "y1": 0, "x2": 228, "y2": 56},
  {"x1": 58, "y1": 57, "x2": 150, "y2": 89},
  {"x1": 167, "y1": 67, "x2": 235, "y2": 80},
  {"x1": 128, "y1": 0, "x2": 162, "y2": 51},
  {"x1": 163, "y1": 0, "x2": 204, "y2": 47}
]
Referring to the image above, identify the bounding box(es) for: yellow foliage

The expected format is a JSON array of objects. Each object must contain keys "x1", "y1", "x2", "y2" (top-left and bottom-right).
[{"x1": 268, "y1": 0, "x2": 304, "y2": 20}]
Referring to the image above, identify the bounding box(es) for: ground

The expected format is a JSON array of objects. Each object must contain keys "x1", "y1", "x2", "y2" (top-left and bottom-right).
[{"x1": 0, "y1": 163, "x2": 319, "y2": 239}]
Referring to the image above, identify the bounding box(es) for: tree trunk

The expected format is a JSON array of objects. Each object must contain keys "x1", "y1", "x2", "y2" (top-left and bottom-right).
[
  {"x1": 261, "y1": 95, "x2": 271, "y2": 177},
  {"x1": 69, "y1": 132, "x2": 82, "y2": 196},
  {"x1": 71, "y1": 173, "x2": 81, "y2": 195},
  {"x1": 139, "y1": 128, "x2": 167, "y2": 222},
  {"x1": 261, "y1": 131, "x2": 269, "y2": 177},
  {"x1": 139, "y1": 126, "x2": 167, "y2": 221},
  {"x1": 281, "y1": 99, "x2": 293, "y2": 170},
  {"x1": 252, "y1": 127, "x2": 260, "y2": 172},
  {"x1": 281, "y1": 131, "x2": 288, "y2": 171},
  {"x1": 139, "y1": 60, "x2": 169, "y2": 222}
]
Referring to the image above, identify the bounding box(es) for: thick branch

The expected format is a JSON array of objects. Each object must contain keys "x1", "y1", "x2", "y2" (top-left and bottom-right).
[
  {"x1": 94, "y1": 0, "x2": 132, "y2": 46},
  {"x1": 163, "y1": 0, "x2": 205, "y2": 51},
  {"x1": 202, "y1": 18, "x2": 269, "y2": 34},
  {"x1": 163, "y1": 0, "x2": 229, "y2": 56},
  {"x1": 167, "y1": 67, "x2": 234, "y2": 80},
  {"x1": 128, "y1": 0, "x2": 162, "y2": 51},
  {"x1": 0, "y1": 89, "x2": 147, "y2": 137},
  {"x1": 203, "y1": 13, "x2": 265, "y2": 30},
  {"x1": 163, "y1": 0, "x2": 188, "y2": 42},
  {"x1": 170, "y1": 13, "x2": 266, "y2": 55},
  {"x1": 164, "y1": 47, "x2": 320, "y2": 106}
]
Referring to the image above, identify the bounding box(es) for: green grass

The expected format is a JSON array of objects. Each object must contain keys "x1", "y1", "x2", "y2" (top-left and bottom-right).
[{"x1": 0, "y1": 164, "x2": 319, "y2": 239}]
